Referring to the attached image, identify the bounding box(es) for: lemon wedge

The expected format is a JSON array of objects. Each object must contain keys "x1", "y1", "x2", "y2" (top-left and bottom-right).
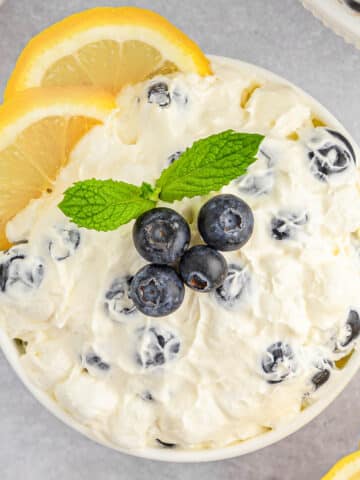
[
  {"x1": 5, "y1": 6, "x2": 211, "y2": 98},
  {"x1": 322, "y1": 450, "x2": 360, "y2": 480},
  {"x1": 0, "y1": 87, "x2": 115, "y2": 249}
]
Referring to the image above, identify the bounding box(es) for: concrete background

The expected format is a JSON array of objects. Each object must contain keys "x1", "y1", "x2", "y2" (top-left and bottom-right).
[{"x1": 0, "y1": 1, "x2": 360, "y2": 479}]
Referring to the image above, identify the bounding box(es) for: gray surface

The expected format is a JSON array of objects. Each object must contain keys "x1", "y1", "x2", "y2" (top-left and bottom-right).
[{"x1": 0, "y1": 0, "x2": 360, "y2": 479}]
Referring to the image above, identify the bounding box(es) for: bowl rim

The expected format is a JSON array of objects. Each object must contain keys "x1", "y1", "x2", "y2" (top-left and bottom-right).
[
  {"x1": 1, "y1": 54, "x2": 360, "y2": 463},
  {"x1": 301, "y1": 0, "x2": 360, "y2": 50}
]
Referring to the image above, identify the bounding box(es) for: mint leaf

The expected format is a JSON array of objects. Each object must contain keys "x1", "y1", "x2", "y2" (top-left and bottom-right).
[
  {"x1": 59, "y1": 179, "x2": 155, "y2": 231},
  {"x1": 155, "y1": 130, "x2": 264, "y2": 202}
]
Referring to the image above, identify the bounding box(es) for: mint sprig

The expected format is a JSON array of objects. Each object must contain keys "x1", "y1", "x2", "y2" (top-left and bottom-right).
[
  {"x1": 59, "y1": 179, "x2": 156, "y2": 231},
  {"x1": 59, "y1": 130, "x2": 264, "y2": 231},
  {"x1": 156, "y1": 130, "x2": 264, "y2": 202}
]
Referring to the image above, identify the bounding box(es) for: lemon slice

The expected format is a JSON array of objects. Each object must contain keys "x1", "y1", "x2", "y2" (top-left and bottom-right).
[
  {"x1": 5, "y1": 6, "x2": 211, "y2": 98},
  {"x1": 0, "y1": 87, "x2": 115, "y2": 249},
  {"x1": 322, "y1": 450, "x2": 360, "y2": 479}
]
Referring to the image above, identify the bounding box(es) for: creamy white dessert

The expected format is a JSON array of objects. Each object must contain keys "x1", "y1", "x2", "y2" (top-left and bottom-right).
[{"x1": 1, "y1": 57, "x2": 360, "y2": 450}]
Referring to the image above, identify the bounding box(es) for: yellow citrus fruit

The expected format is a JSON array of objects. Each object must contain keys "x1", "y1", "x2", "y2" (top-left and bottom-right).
[
  {"x1": 5, "y1": 6, "x2": 211, "y2": 98},
  {"x1": 322, "y1": 450, "x2": 360, "y2": 480},
  {"x1": 0, "y1": 87, "x2": 115, "y2": 249}
]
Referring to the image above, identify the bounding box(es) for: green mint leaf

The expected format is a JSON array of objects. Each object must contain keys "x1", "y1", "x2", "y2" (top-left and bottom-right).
[
  {"x1": 155, "y1": 130, "x2": 264, "y2": 202},
  {"x1": 59, "y1": 179, "x2": 155, "y2": 231}
]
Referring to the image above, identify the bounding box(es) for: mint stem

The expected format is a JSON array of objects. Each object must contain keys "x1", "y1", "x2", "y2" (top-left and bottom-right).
[{"x1": 140, "y1": 182, "x2": 161, "y2": 202}]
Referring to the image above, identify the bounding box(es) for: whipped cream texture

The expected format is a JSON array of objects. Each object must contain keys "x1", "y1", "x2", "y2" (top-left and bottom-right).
[{"x1": 1, "y1": 58, "x2": 360, "y2": 450}]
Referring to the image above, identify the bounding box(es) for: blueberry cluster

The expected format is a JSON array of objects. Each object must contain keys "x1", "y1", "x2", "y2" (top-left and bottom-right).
[{"x1": 129, "y1": 194, "x2": 254, "y2": 317}]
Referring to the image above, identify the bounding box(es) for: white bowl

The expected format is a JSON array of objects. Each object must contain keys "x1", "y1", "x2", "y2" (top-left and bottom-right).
[
  {"x1": 1, "y1": 55, "x2": 360, "y2": 463},
  {"x1": 301, "y1": 0, "x2": 360, "y2": 49}
]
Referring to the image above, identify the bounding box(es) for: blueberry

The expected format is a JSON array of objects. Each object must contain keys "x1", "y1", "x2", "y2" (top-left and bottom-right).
[
  {"x1": 147, "y1": 82, "x2": 171, "y2": 107},
  {"x1": 271, "y1": 211, "x2": 308, "y2": 241},
  {"x1": 156, "y1": 439, "x2": 176, "y2": 448},
  {"x1": 172, "y1": 87, "x2": 188, "y2": 105},
  {"x1": 141, "y1": 391, "x2": 154, "y2": 401},
  {"x1": 237, "y1": 171, "x2": 274, "y2": 197},
  {"x1": 85, "y1": 352, "x2": 110, "y2": 371},
  {"x1": 133, "y1": 208, "x2": 190, "y2": 264},
  {"x1": 339, "y1": 310, "x2": 360, "y2": 348},
  {"x1": 0, "y1": 248, "x2": 44, "y2": 296},
  {"x1": 136, "y1": 326, "x2": 181, "y2": 368},
  {"x1": 198, "y1": 194, "x2": 254, "y2": 251},
  {"x1": 167, "y1": 151, "x2": 183, "y2": 165},
  {"x1": 179, "y1": 245, "x2": 228, "y2": 292},
  {"x1": 311, "y1": 366, "x2": 331, "y2": 390},
  {"x1": 344, "y1": 0, "x2": 360, "y2": 11},
  {"x1": 261, "y1": 342, "x2": 296, "y2": 384},
  {"x1": 104, "y1": 276, "x2": 137, "y2": 320},
  {"x1": 130, "y1": 264, "x2": 184, "y2": 317},
  {"x1": 271, "y1": 218, "x2": 291, "y2": 240},
  {"x1": 48, "y1": 225, "x2": 80, "y2": 261},
  {"x1": 305, "y1": 128, "x2": 356, "y2": 182},
  {"x1": 236, "y1": 146, "x2": 274, "y2": 196},
  {"x1": 215, "y1": 264, "x2": 250, "y2": 308}
]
